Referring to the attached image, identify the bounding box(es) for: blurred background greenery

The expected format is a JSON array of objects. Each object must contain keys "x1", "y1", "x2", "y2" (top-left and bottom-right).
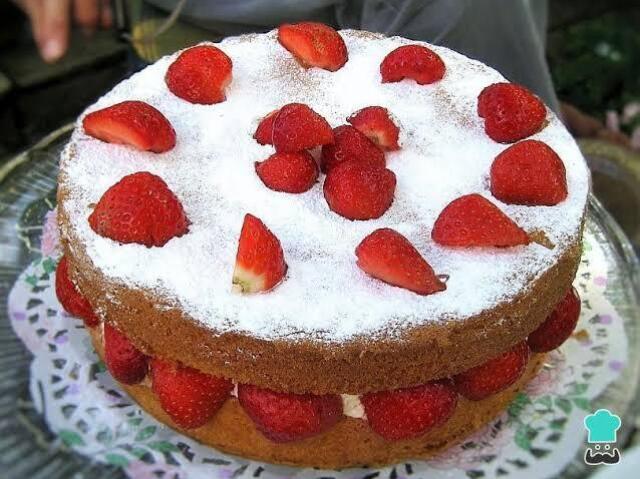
[{"x1": 548, "y1": 8, "x2": 640, "y2": 138}]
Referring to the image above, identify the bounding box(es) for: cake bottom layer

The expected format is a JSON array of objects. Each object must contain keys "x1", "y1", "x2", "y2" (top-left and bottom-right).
[{"x1": 89, "y1": 328, "x2": 545, "y2": 469}]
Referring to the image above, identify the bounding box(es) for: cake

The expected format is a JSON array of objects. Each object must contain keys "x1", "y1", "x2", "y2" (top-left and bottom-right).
[{"x1": 54, "y1": 23, "x2": 590, "y2": 468}]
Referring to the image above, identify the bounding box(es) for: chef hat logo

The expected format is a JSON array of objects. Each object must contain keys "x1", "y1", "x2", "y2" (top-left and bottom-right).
[{"x1": 584, "y1": 409, "x2": 621, "y2": 443}]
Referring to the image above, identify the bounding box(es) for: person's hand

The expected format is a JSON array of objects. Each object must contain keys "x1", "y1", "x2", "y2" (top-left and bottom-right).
[
  {"x1": 561, "y1": 102, "x2": 632, "y2": 149},
  {"x1": 13, "y1": 0, "x2": 113, "y2": 63}
]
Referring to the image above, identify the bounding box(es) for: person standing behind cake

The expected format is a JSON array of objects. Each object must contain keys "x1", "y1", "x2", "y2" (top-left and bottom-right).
[{"x1": 13, "y1": 0, "x2": 557, "y2": 109}]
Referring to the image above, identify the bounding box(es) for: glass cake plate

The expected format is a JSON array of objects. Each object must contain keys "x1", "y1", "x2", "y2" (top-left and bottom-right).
[{"x1": 0, "y1": 126, "x2": 639, "y2": 479}]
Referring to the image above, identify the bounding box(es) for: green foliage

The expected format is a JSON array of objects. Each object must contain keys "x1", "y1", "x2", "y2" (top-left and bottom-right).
[{"x1": 548, "y1": 12, "x2": 640, "y2": 125}]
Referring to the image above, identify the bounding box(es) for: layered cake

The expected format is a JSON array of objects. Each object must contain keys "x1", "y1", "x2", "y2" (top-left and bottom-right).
[{"x1": 55, "y1": 23, "x2": 589, "y2": 468}]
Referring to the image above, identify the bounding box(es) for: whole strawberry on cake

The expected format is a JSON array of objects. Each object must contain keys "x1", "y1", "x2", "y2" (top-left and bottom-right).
[{"x1": 55, "y1": 22, "x2": 589, "y2": 468}]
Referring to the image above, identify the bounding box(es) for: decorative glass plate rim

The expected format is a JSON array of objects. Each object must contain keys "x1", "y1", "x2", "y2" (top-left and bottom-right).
[{"x1": 0, "y1": 125, "x2": 638, "y2": 479}]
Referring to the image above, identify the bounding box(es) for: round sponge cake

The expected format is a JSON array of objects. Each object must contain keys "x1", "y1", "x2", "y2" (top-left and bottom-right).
[{"x1": 57, "y1": 28, "x2": 588, "y2": 467}]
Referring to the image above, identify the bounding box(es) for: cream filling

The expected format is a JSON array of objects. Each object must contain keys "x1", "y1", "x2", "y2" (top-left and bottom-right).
[{"x1": 98, "y1": 325, "x2": 366, "y2": 418}]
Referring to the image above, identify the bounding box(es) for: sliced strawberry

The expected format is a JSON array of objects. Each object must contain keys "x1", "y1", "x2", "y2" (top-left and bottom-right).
[
  {"x1": 237, "y1": 383, "x2": 343, "y2": 442},
  {"x1": 477, "y1": 82, "x2": 547, "y2": 143},
  {"x1": 277, "y1": 22, "x2": 348, "y2": 72},
  {"x1": 255, "y1": 151, "x2": 318, "y2": 193},
  {"x1": 321, "y1": 125, "x2": 385, "y2": 173},
  {"x1": 347, "y1": 106, "x2": 400, "y2": 151},
  {"x1": 165, "y1": 44, "x2": 232, "y2": 104},
  {"x1": 232, "y1": 214, "x2": 287, "y2": 293},
  {"x1": 361, "y1": 380, "x2": 458, "y2": 441},
  {"x1": 490, "y1": 140, "x2": 568, "y2": 206},
  {"x1": 104, "y1": 323, "x2": 148, "y2": 385},
  {"x1": 528, "y1": 287, "x2": 581, "y2": 352},
  {"x1": 453, "y1": 341, "x2": 530, "y2": 401},
  {"x1": 431, "y1": 194, "x2": 529, "y2": 247},
  {"x1": 356, "y1": 228, "x2": 445, "y2": 296},
  {"x1": 55, "y1": 256, "x2": 99, "y2": 327},
  {"x1": 150, "y1": 359, "x2": 233, "y2": 429},
  {"x1": 82, "y1": 101, "x2": 176, "y2": 153},
  {"x1": 272, "y1": 103, "x2": 333, "y2": 153},
  {"x1": 89, "y1": 172, "x2": 188, "y2": 247},
  {"x1": 253, "y1": 110, "x2": 278, "y2": 145},
  {"x1": 380, "y1": 45, "x2": 445, "y2": 85},
  {"x1": 323, "y1": 162, "x2": 396, "y2": 220}
]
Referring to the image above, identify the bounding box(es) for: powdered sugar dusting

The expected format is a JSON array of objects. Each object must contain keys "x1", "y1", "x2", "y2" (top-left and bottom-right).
[{"x1": 59, "y1": 30, "x2": 589, "y2": 342}]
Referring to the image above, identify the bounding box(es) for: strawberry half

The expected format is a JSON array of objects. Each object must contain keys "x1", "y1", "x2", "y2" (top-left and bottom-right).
[
  {"x1": 323, "y1": 162, "x2": 396, "y2": 220},
  {"x1": 277, "y1": 22, "x2": 348, "y2": 72},
  {"x1": 347, "y1": 106, "x2": 400, "y2": 151},
  {"x1": 477, "y1": 82, "x2": 547, "y2": 143},
  {"x1": 255, "y1": 151, "x2": 319, "y2": 193},
  {"x1": 104, "y1": 323, "x2": 148, "y2": 385},
  {"x1": 253, "y1": 110, "x2": 278, "y2": 145},
  {"x1": 432, "y1": 194, "x2": 529, "y2": 247},
  {"x1": 272, "y1": 103, "x2": 333, "y2": 153},
  {"x1": 320, "y1": 125, "x2": 385, "y2": 173},
  {"x1": 165, "y1": 44, "x2": 232, "y2": 104},
  {"x1": 82, "y1": 100, "x2": 176, "y2": 153},
  {"x1": 453, "y1": 341, "x2": 530, "y2": 401},
  {"x1": 55, "y1": 256, "x2": 99, "y2": 327},
  {"x1": 232, "y1": 214, "x2": 287, "y2": 293},
  {"x1": 528, "y1": 287, "x2": 581, "y2": 352},
  {"x1": 356, "y1": 228, "x2": 445, "y2": 296},
  {"x1": 490, "y1": 139, "x2": 568, "y2": 206},
  {"x1": 361, "y1": 380, "x2": 458, "y2": 441},
  {"x1": 380, "y1": 45, "x2": 445, "y2": 85},
  {"x1": 150, "y1": 359, "x2": 233, "y2": 429},
  {"x1": 237, "y1": 383, "x2": 343, "y2": 442},
  {"x1": 89, "y1": 172, "x2": 188, "y2": 247}
]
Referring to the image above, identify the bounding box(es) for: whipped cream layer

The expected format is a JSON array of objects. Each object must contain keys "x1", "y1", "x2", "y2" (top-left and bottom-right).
[{"x1": 60, "y1": 30, "x2": 589, "y2": 342}]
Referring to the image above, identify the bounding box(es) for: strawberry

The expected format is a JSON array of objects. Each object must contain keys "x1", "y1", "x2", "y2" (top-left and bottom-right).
[
  {"x1": 55, "y1": 256, "x2": 100, "y2": 327},
  {"x1": 453, "y1": 341, "x2": 530, "y2": 401},
  {"x1": 323, "y1": 162, "x2": 396, "y2": 220},
  {"x1": 150, "y1": 359, "x2": 233, "y2": 429},
  {"x1": 477, "y1": 82, "x2": 547, "y2": 143},
  {"x1": 528, "y1": 287, "x2": 581, "y2": 352},
  {"x1": 233, "y1": 214, "x2": 287, "y2": 293},
  {"x1": 104, "y1": 323, "x2": 148, "y2": 385},
  {"x1": 253, "y1": 110, "x2": 278, "y2": 145},
  {"x1": 361, "y1": 380, "x2": 458, "y2": 441},
  {"x1": 82, "y1": 100, "x2": 176, "y2": 153},
  {"x1": 272, "y1": 103, "x2": 333, "y2": 153},
  {"x1": 237, "y1": 383, "x2": 343, "y2": 442},
  {"x1": 321, "y1": 125, "x2": 385, "y2": 173},
  {"x1": 356, "y1": 228, "x2": 445, "y2": 296},
  {"x1": 431, "y1": 194, "x2": 529, "y2": 247},
  {"x1": 347, "y1": 106, "x2": 400, "y2": 151},
  {"x1": 89, "y1": 172, "x2": 188, "y2": 247},
  {"x1": 256, "y1": 151, "x2": 318, "y2": 193},
  {"x1": 380, "y1": 44, "x2": 445, "y2": 85},
  {"x1": 277, "y1": 22, "x2": 348, "y2": 72},
  {"x1": 490, "y1": 140, "x2": 568, "y2": 206},
  {"x1": 165, "y1": 44, "x2": 232, "y2": 104}
]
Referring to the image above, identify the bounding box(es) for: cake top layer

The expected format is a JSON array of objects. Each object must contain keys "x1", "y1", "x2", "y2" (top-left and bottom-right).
[{"x1": 60, "y1": 30, "x2": 589, "y2": 342}]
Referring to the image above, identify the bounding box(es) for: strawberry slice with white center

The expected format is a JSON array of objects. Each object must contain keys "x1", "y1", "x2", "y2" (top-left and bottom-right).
[
  {"x1": 277, "y1": 22, "x2": 348, "y2": 72},
  {"x1": 347, "y1": 106, "x2": 400, "y2": 151},
  {"x1": 232, "y1": 214, "x2": 287, "y2": 293},
  {"x1": 82, "y1": 100, "x2": 176, "y2": 153}
]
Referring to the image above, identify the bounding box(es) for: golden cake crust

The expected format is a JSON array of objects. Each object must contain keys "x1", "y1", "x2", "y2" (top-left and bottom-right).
[
  {"x1": 59, "y1": 174, "x2": 580, "y2": 394},
  {"x1": 88, "y1": 326, "x2": 545, "y2": 468}
]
